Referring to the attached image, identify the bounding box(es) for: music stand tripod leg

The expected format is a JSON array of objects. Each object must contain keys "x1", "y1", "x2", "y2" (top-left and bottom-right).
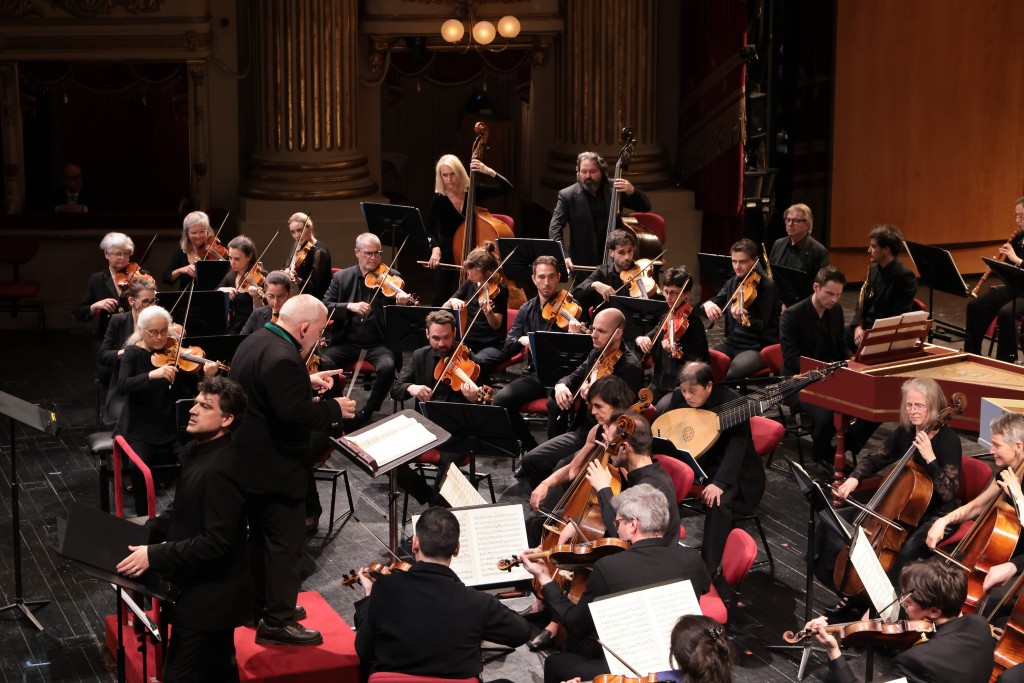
[{"x1": 387, "y1": 469, "x2": 400, "y2": 559}]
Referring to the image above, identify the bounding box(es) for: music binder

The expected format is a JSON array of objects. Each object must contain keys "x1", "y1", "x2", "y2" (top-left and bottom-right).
[
  {"x1": 331, "y1": 409, "x2": 450, "y2": 477},
  {"x1": 495, "y1": 237, "x2": 570, "y2": 284}
]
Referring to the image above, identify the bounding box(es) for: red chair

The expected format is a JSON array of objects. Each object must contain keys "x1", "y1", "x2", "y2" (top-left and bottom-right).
[
  {"x1": 491, "y1": 213, "x2": 515, "y2": 230},
  {"x1": 699, "y1": 528, "x2": 758, "y2": 624},
  {"x1": 654, "y1": 455, "x2": 695, "y2": 541},
  {"x1": 708, "y1": 349, "x2": 731, "y2": 383},
  {"x1": 369, "y1": 673, "x2": 477, "y2": 683},
  {"x1": 938, "y1": 456, "x2": 994, "y2": 549},
  {"x1": 0, "y1": 237, "x2": 45, "y2": 329},
  {"x1": 627, "y1": 212, "x2": 666, "y2": 245},
  {"x1": 494, "y1": 308, "x2": 524, "y2": 374}
]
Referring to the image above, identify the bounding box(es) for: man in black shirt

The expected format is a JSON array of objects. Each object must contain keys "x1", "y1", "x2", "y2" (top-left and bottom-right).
[
  {"x1": 573, "y1": 229, "x2": 653, "y2": 316},
  {"x1": 849, "y1": 224, "x2": 918, "y2": 351},
  {"x1": 769, "y1": 203, "x2": 829, "y2": 307}
]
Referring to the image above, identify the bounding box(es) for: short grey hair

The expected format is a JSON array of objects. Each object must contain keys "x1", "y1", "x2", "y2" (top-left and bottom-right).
[
  {"x1": 355, "y1": 232, "x2": 381, "y2": 251},
  {"x1": 992, "y1": 412, "x2": 1024, "y2": 450},
  {"x1": 278, "y1": 293, "x2": 326, "y2": 326},
  {"x1": 611, "y1": 483, "x2": 670, "y2": 536},
  {"x1": 100, "y1": 232, "x2": 134, "y2": 255}
]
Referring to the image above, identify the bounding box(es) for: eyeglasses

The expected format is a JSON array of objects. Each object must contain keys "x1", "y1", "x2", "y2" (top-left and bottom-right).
[
  {"x1": 898, "y1": 592, "x2": 915, "y2": 607},
  {"x1": 142, "y1": 328, "x2": 168, "y2": 337},
  {"x1": 107, "y1": 250, "x2": 131, "y2": 258},
  {"x1": 359, "y1": 250, "x2": 383, "y2": 257},
  {"x1": 1015, "y1": 213, "x2": 1024, "y2": 220},
  {"x1": 784, "y1": 217, "x2": 808, "y2": 224},
  {"x1": 134, "y1": 298, "x2": 157, "y2": 306},
  {"x1": 613, "y1": 517, "x2": 634, "y2": 528},
  {"x1": 904, "y1": 402, "x2": 927, "y2": 412}
]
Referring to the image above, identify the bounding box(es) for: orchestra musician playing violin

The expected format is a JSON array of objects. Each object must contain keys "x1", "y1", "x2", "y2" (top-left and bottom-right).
[
  {"x1": 98, "y1": 275, "x2": 158, "y2": 419},
  {"x1": 574, "y1": 229, "x2": 656, "y2": 314},
  {"x1": 424, "y1": 154, "x2": 512, "y2": 305},
  {"x1": 850, "y1": 224, "x2": 918, "y2": 351},
  {"x1": 217, "y1": 235, "x2": 261, "y2": 334},
  {"x1": 634, "y1": 266, "x2": 709, "y2": 412},
  {"x1": 768, "y1": 203, "x2": 829, "y2": 307},
  {"x1": 74, "y1": 231, "x2": 143, "y2": 339},
  {"x1": 520, "y1": 484, "x2": 710, "y2": 683},
  {"x1": 323, "y1": 232, "x2": 407, "y2": 427},
  {"x1": 664, "y1": 361, "x2": 766, "y2": 572},
  {"x1": 353, "y1": 507, "x2": 530, "y2": 682},
  {"x1": 115, "y1": 305, "x2": 219, "y2": 516},
  {"x1": 492, "y1": 255, "x2": 580, "y2": 454},
  {"x1": 803, "y1": 557, "x2": 993, "y2": 683},
  {"x1": 964, "y1": 197, "x2": 1024, "y2": 363},
  {"x1": 164, "y1": 211, "x2": 218, "y2": 291},
  {"x1": 701, "y1": 238, "x2": 781, "y2": 380},
  {"x1": 241, "y1": 270, "x2": 291, "y2": 334},
  {"x1": 549, "y1": 151, "x2": 652, "y2": 271},
  {"x1": 667, "y1": 616, "x2": 735, "y2": 683},
  {"x1": 284, "y1": 212, "x2": 332, "y2": 300},
  {"x1": 442, "y1": 241, "x2": 508, "y2": 384}
]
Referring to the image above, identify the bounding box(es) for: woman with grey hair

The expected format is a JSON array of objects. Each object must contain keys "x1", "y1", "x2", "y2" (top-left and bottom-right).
[
  {"x1": 164, "y1": 210, "x2": 217, "y2": 290},
  {"x1": 74, "y1": 231, "x2": 145, "y2": 339}
]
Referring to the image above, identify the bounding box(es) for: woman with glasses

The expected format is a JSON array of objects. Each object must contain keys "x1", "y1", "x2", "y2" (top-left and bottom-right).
[
  {"x1": 73, "y1": 231, "x2": 146, "y2": 339},
  {"x1": 98, "y1": 276, "x2": 158, "y2": 419},
  {"x1": 115, "y1": 305, "x2": 218, "y2": 515}
]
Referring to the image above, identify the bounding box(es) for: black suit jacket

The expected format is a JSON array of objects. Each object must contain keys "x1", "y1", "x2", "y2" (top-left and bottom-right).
[
  {"x1": 541, "y1": 538, "x2": 710, "y2": 655},
  {"x1": 779, "y1": 296, "x2": 847, "y2": 376},
  {"x1": 354, "y1": 561, "x2": 531, "y2": 679},
  {"x1": 228, "y1": 326, "x2": 344, "y2": 498},
  {"x1": 74, "y1": 270, "x2": 123, "y2": 337},
  {"x1": 862, "y1": 258, "x2": 918, "y2": 327},
  {"x1": 709, "y1": 270, "x2": 781, "y2": 350},
  {"x1": 390, "y1": 345, "x2": 476, "y2": 404},
  {"x1": 826, "y1": 614, "x2": 993, "y2": 683},
  {"x1": 769, "y1": 234, "x2": 828, "y2": 275},
  {"x1": 549, "y1": 181, "x2": 652, "y2": 267},
  {"x1": 323, "y1": 265, "x2": 388, "y2": 342},
  {"x1": 146, "y1": 434, "x2": 251, "y2": 631},
  {"x1": 240, "y1": 305, "x2": 273, "y2": 336},
  {"x1": 98, "y1": 311, "x2": 134, "y2": 369},
  {"x1": 560, "y1": 346, "x2": 644, "y2": 397}
]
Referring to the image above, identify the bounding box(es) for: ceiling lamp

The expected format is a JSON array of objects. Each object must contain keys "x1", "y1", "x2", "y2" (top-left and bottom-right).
[
  {"x1": 497, "y1": 16, "x2": 521, "y2": 39},
  {"x1": 440, "y1": 5, "x2": 519, "y2": 50}
]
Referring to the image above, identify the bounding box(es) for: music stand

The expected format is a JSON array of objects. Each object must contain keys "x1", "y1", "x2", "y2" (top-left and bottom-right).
[
  {"x1": 905, "y1": 241, "x2": 970, "y2": 341},
  {"x1": 696, "y1": 253, "x2": 733, "y2": 297},
  {"x1": 528, "y1": 331, "x2": 594, "y2": 386},
  {"x1": 361, "y1": 202, "x2": 431, "y2": 258},
  {"x1": 156, "y1": 290, "x2": 230, "y2": 336},
  {"x1": 194, "y1": 260, "x2": 231, "y2": 290},
  {"x1": 772, "y1": 262, "x2": 815, "y2": 308},
  {"x1": 180, "y1": 334, "x2": 246, "y2": 363},
  {"x1": 983, "y1": 257, "x2": 1024, "y2": 360},
  {"x1": 608, "y1": 295, "x2": 668, "y2": 346},
  {"x1": 496, "y1": 237, "x2": 570, "y2": 284},
  {"x1": 385, "y1": 305, "x2": 455, "y2": 352},
  {"x1": 0, "y1": 390, "x2": 58, "y2": 630}
]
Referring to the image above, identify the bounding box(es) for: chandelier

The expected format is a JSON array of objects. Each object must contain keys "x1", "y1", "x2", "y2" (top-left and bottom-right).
[{"x1": 439, "y1": 2, "x2": 521, "y2": 49}]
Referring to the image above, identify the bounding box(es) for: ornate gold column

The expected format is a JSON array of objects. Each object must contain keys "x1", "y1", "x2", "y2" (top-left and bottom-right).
[
  {"x1": 542, "y1": 0, "x2": 671, "y2": 189},
  {"x1": 0, "y1": 63, "x2": 25, "y2": 214},
  {"x1": 244, "y1": 0, "x2": 376, "y2": 199}
]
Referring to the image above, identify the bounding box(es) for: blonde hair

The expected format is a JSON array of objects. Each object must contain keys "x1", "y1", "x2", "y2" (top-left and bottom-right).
[
  {"x1": 180, "y1": 211, "x2": 211, "y2": 254},
  {"x1": 434, "y1": 154, "x2": 470, "y2": 195},
  {"x1": 785, "y1": 203, "x2": 814, "y2": 233},
  {"x1": 900, "y1": 377, "x2": 946, "y2": 430}
]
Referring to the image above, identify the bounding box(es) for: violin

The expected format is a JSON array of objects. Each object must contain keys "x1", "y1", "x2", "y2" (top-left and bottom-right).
[
  {"x1": 591, "y1": 348, "x2": 623, "y2": 385},
  {"x1": 497, "y1": 538, "x2": 629, "y2": 572},
  {"x1": 365, "y1": 263, "x2": 419, "y2": 304},
  {"x1": 292, "y1": 239, "x2": 315, "y2": 273},
  {"x1": 305, "y1": 334, "x2": 326, "y2": 375},
  {"x1": 433, "y1": 344, "x2": 493, "y2": 404},
  {"x1": 593, "y1": 675, "x2": 660, "y2": 683},
  {"x1": 477, "y1": 280, "x2": 499, "y2": 311},
  {"x1": 242, "y1": 262, "x2": 267, "y2": 291},
  {"x1": 151, "y1": 339, "x2": 230, "y2": 374},
  {"x1": 731, "y1": 270, "x2": 760, "y2": 327},
  {"x1": 618, "y1": 258, "x2": 660, "y2": 299},
  {"x1": 782, "y1": 618, "x2": 936, "y2": 649},
  {"x1": 113, "y1": 262, "x2": 142, "y2": 288},
  {"x1": 340, "y1": 561, "x2": 413, "y2": 588},
  {"x1": 541, "y1": 289, "x2": 588, "y2": 332},
  {"x1": 663, "y1": 302, "x2": 693, "y2": 359},
  {"x1": 197, "y1": 234, "x2": 228, "y2": 261}
]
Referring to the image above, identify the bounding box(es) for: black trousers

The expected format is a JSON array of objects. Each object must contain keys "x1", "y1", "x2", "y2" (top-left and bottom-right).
[
  {"x1": 516, "y1": 431, "x2": 586, "y2": 490},
  {"x1": 492, "y1": 373, "x2": 547, "y2": 451},
  {"x1": 965, "y1": 285, "x2": 1024, "y2": 361},
  {"x1": 544, "y1": 652, "x2": 609, "y2": 683},
  {"x1": 322, "y1": 342, "x2": 396, "y2": 414},
  {"x1": 396, "y1": 452, "x2": 463, "y2": 506},
  {"x1": 701, "y1": 483, "x2": 757, "y2": 573},
  {"x1": 162, "y1": 625, "x2": 238, "y2": 683},
  {"x1": 246, "y1": 492, "x2": 305, "y2": 626},
  {"x1": 470, "y1": 345, "x2": 506, "y2": 386}
]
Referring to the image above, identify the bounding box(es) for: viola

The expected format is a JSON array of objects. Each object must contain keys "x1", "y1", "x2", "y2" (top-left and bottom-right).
[
  {"x1": 782, "y1": 618, "x2": 936, "y2": 649},
  {"x1": 433, "y1": 344, "x2": 493, "y2": 404},
  {"x1": 593, "y1": 675, "x2": 660, "y2": 683},
  {"x1": 663, "y1": 302, "x2": 693, "y2": 359},
  {"x1": 151, "y1": 339, "x2": 230, "y2": 374},
  {"x1": 591, "y1": 348, "x2": 623, "y2": 385},
  {"x1": 197, "y1": 234, "x2": 228, "y2": 261},
  {"x1": 364, "y1": 263, "x2": 420, "y2": 304},
  {"x1": 477, "y1": 280, "x2": 499, "y2": 311},
  {"x1": 618, "y1": 258, "x2": 660, "y2": 299},
  {"x1": 541, "y1": 289, "x2": 588, "y2": 332},
  {"x1": 497, "y1": 538, "x2": 629, "y2": 572},
  {"x1": 340, "y1": 561, "x2": 413, "y2": 588},
  {"x1": 113, "y1": 262, "x2": 142, "y2": 288}
]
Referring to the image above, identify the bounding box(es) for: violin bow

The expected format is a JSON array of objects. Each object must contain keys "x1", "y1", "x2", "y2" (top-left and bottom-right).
[
  {"x1": 345, "y1": 348, "x2": 367, "y2": 399},
  {"x1": 467, "y1": 246, "x2": 517, "y2": 303},
  {"x1": 595, "y1": 639, "x2": 645, "y2": 678},
  {"x1": 568, "y1": 331, "x2": 619, "y2": 406},
  {"x1": 367, "y1": 235, "x2": 410, "y2": 307},
  {"x1": 202, "y1": 212, "x2": 230, "y2": 261},
  {"x1": 305, "y1": 305, "x2": 337, "y2": 367},
  {"x1": 243, "y1": 229, "x2": 280, "y2": 287},
  {"x1": 169, "y1": 282, "x2": 196, "y2": 389},
  {"x1": 429, "y1": 306, "x2": 486, "y2": 396},
  {"x1": 124, "y1": 234, "x2": 158, "y2": 289},
  {"x1": 641, "y1": 274, "x2": 691, "y2": 362},
  {"x1": 594, "y1": 248, "x2": 668, "y2": 313},
  {"x1": 547, "y1": 274, "x2": 578, "y2": 332},
  {"x1": 284, "y1": 213, "x2": 311, "y2": 269},
  {"x1": 708, "y1": 258, "x2": 760, "y2": 329},
  {"x1": 356, "y1": 519, "x2": 415, "y2": 562}
]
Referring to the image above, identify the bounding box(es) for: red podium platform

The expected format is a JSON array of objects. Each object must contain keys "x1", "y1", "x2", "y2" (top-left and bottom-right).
[{"x1": 104, "y1": 590, "x2": 359, "y2": 683}]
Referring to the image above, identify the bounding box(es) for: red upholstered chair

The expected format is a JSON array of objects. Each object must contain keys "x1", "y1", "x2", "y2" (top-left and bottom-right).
[
  {"x1": 494, "y1": 308, "x2": 525, "y2": 374},
  {"x1": 698, "y1": 528, "x2": 758, "y2": 624},
  {"x1": 627, "y1": 212, "x2": 666, "y2": 245},
  {"x1": 369, "y1": 674, "x2": 477, "y2": 683},
  {"x1": 708, "y1": 349, "x2": 731, "y2": 383},
  {"x1": 938, "y1": 455, "x2": 994, "y2": 549},
  {"x1": 0, "y1": 237, "x2": 45, "y2": 328},
  {"x1": 653, "y1": 455, "x2": 695, "y2": 542},
  {"x1": 491, "y1": 213, "x2": 515, "y2": 230}
]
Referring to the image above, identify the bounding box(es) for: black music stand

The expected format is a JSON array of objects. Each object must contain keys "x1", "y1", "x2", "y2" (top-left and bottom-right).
[
  {"x1": 772, "y1": 262, "x2": 815, "y2": 308},
  {"x1": 696, "y1": 253, "x2": 733, "y2": 297},
  {"x1": 194, "y1": 260, "x2": 231, "y2": 290},
  {"x1": 0, "y1": 390, "x2": 58, "y2": 630},
  {"x1": 385, "y1": 305, "x2": 455, "y2": 352},
  {"x1": 179, "y1": 334, "x2": 246, "y2": 363},
  {"x1": 361, "y1": 202, "x2": 431, "y2": 258},
  {"x1": 495, "y1": 237, "x2": 570, "y2": 284},
  {"x1": 156, "y1": 290, "x2": 230, "y2": 336},
  {"x1": 983, "y1": 257, "x2": 1024, "y2": 360},
  {"x1": 652, "y1": 437, "x2": 707, "y2": 484},
  {"x1": 608, "y1": 295, "x2": 668, "y2": 347},
  {"x1": 418, "y1": 402, "x2": 519, "y2": 486},
  {"x1": 528, "y1": 331, "x2": 594, "y2": 386},
  {"x1": 905, "y1": 241, "x2": 970, "y2": 341}
]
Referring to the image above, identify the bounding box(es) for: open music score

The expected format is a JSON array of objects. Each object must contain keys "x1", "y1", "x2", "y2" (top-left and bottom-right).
[
  {"x1": 849, "y1": 527, "x2": 900, "y2": 623},
  {"x1": 413, "y1": 504, "x2": 531, "y2": 587},
  {"x1": 339, "y1": 414, "x2": 437, "y2": 470},
  {"x1": 856, "y1": 310, "x2": 929, "y2": 363},
  {"x1": 439, "y1": 464, "x2": 488, "y2": 508},
  {"x1": 588, "y1": 579, "x2": 702, "y2": 677}
]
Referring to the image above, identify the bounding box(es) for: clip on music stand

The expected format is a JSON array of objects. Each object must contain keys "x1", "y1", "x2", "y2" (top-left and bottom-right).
[
  {"x1": 385, "y1": 305, "x2": 454, "y2": 352},
  {"x1": 608, "y1": 295, "x2": 668, "y2": 346},
  {"x1": 0, "y1": 390, "x2": 58, "y2": 631},
  {"x1": 528, "y1": 331, "x2": 594, "y2": 387},
  {"x1": 983, "y1": 257, "x2": 1024, "y2": 359},
  {"x1": 905, "y1": 241, "x2": 970, "y2": 341},
  {"x1": 361, "y1": 202, "x2": 431, "y2": 259},
  {"x1": 696, "y1": 253, "x2": 734, "y2": 299},
  {"x1": 771, "y1": 262, "x2": 815, "y2": 308},
  {"x1": 495, "y1": 237, "x2": 570, "y2": 284},
  {"x1": 331, "y1": 410, "x2": 450, "y2": 556}
]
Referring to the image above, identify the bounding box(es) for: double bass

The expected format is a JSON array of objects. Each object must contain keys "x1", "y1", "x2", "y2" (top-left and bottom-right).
[{"x1": 603, "y1": 127, "x2": 662, "y2": 265}]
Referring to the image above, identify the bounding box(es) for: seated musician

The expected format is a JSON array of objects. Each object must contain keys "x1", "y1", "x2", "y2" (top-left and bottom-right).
[
  {"x1": 241, "y1": 270, "x2": 291, "y2": 334},
  {"x1": 634, "y1": 265, "x2": 709, "y2": 412},
  {"x1": 492, "y1": 255, "x2": 579, "y2": 454},
  {"x1": 442, "y1": 241, "x2": 508, "y2": 384},
  {"x1": 573, "y1": 229, "x2": 654, "y2": 314},
  {"x1": 849, "y1": 224, "x2": 918, "y2": 351},
  {"x1": 99, "y1": 276, "x2": 158, "y2": 423},
  {"x1": 284, "y1": 212, "x2": 332, "y2": 300},
  {"x1": 354, "y1": 507, "x2": 530, "y2": 682},
  {"x1": 390, "y1": 309, "x2": 482, "y2": 506},
  {"x1": 323, "y1": 232, "x2": 408, "y2": 427},
  {"x1": 663, "y1": 361, "x2": 766, "y2": 572},
  {"x1": 217, "y1": 235, "x2": 261, "y2": 334},
  {"x1": 700, "y1": 238, "x2": 781, "y2": 380},
  {"x1": 804, "y1": 557, "x2": 994, "y2": 683},
  {"x1": 520, "y1": 484, "x2": 710, "y2": 683},
  {"x1": 74, "y1": 231, "x2": 142, "y2": 343},
  {"x1": 669, "y1": 615, "x2": 735, "y2": 683},
  {"x1": 768, "y1": 203, "x2": 829, "y2": 307},
  {"x1": 964, "y1": 197, "x2": 1024, "y2": 363},
  {"x1": 165, "y1": 211, "x2": 215, "y2": 291}
]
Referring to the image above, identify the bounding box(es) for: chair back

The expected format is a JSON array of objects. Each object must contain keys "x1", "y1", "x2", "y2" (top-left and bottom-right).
[
  {"x1": 958, "y1": 455, "x2": 993, "y2": 503},
  {"x1": 653, "y1": 455, "x2": 694, "y2": 502},
  {"x1": 750, "y1": 416, "x2": 785, "y2": 457},
  {"x1": 708, "y1": 349, "x2": 731, "y2": 383},
  {"x1": 628, "y1": 212, "x2": 666, "y2": 244},
  {"x1": 0, "y1": 237, "x2": 39, "y2": 268},
  {"x1": 720, "y1": 528, "x2": 757, "y2": 587},
  {"x1": 506, "y1": 308, "x2": 517, "y2": 334},
  {"x1": 491, "y1": 213, "x2": 515, "y2": 230},
  {"x1": 368, "y1": 673, "x2": 477, "y2": 683},
  {"x1": 760, "y1": 344, "x2": 783, "y2": 375}
]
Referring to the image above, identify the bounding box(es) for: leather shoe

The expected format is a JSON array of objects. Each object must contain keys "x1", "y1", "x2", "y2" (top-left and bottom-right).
[
  {"x1": 518, "y1": 605, "x2": 549, "y2": 626},
  {"x1": 294, "y1": 605, "x2": 307, "y2": 621},
  {"x1": 243, "y1": 617, "x2": 258, "y2": 629},
  {"x1": 527, "y1": 629, "x2": 556, "y2": 652},
  {"x1": 255, "y1": 620, "x2": 323, "y2": 646}
]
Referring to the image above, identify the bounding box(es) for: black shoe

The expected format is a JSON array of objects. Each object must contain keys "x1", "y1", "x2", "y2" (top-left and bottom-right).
[
  {"x1": 294, "y1": 605, "x2": 307, "y2": 621},
  {"x1": 824, "y1": 598, "x2": 861, "y2": 622},
  {"x1": 255, "y1": 620, "x2": 323, "y2": 646},
  {"x1": 527, "y1": 630, "x2": 556, "y2": 652},
  {"x1": 518, "y1": 605, "x2": 550, "y2": 626},
  {"x1": 243, "y1": 617, "x2": 258, "y2": 629}
]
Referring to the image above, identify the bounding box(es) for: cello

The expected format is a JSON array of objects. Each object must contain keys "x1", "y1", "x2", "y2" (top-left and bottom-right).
[
  {"x1": 603, "y1": 127, "x2": 662, "y2": 265},
  {"x1": 833, "y1": 393, "x2": 968, "y2": 598}
]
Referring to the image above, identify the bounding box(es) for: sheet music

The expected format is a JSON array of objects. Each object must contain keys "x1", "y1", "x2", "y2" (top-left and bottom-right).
[
  {"x1": 849, "y1": 527, "x2": 900, "y2": 623},
  {"x1": 413, "y1": 504, "x2": 531, "y2": 586},
  {"x1": 589, "y1": 580, "x2": 702, "y2": 676},
  {"x1": 889, "y1": 310, "x2": 929, "y2": 352},
  {"x1": 346, "y1": 414, "x2": 436, "y2": 467},
  {"x1": 438, "y1": 463, "x2": 488, "y2": 508}
]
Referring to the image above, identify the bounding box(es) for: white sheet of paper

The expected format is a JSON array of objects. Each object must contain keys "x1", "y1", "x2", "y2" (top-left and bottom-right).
[
  {"x1": 849, "y1": 526, "x2": 900, "y2": 623},
  {"x1": 439, "y1": 464, "x2": 488, "y2": 508},
  {"x1": 347, "y1": 414, "x2": 436, "y2": 467},
  {"x1": 588, "y1": 579, "x2": 702, "y2": 676}
]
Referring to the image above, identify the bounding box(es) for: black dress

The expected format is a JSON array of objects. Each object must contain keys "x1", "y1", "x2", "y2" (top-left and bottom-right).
[{"x1": 217, "y1": 271, "x2": 255, "y2": 334}]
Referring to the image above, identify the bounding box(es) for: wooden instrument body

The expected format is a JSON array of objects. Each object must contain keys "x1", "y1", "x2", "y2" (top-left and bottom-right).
[
  {"x1": 992, "y1": 603, "x2": 1024, "y2": 682},
  {"x1": 618, "y1": 214, "x2": 662, "y2": 262},
  {"x1": 957, "y1": 501, "x2": 1019, "y2": 615},
  {"x1": 783, "y1": 618, "x2": 936, "y2": 649},
  {"x1": 834, "y1": 461, "x2": 933, "y2": 597},
  {"x1": 651, "y1": 407, "x2": 722, "y2": 458}
]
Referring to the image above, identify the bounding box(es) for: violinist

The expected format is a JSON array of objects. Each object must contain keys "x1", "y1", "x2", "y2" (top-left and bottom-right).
[
  {"x1": 803, "y1": 557, "x2": 993, "y2": 683},
  {"x1": 768, "y1": 203, "x2": 829, "y2": 307},
  {"x1": 519, "y1": 484, "x2": 710, "y2": 682},
  {"x1": 217, "y1": 235, "x2": 261, "y2": 334},
  {"x1": 284, "y1": 212, "x2": 332, "y2": 300},
  {"x1": 114, "y1": 306, "x2": 218, "y2": 516},
  {"x1": 322, "y1": 232, "x2": 405, "y2": 427},
  {"x1": 575, "y1": 229, "x2": 654, "y2": 314},
  {"x1": 492, "y1": 255, "x2": 580, "y2": 454},
  {"x1": 164, "y1": 211, "x2": 216, "y2": 291},
  {"x1": 353, "y1": 507, "x2": 530, "y2": 682},
  {"x1": 849, "y1": 224, "x2": 918, "y2": 350},
  {"x1": 964, "y1": 197, "x2": 1024, "y2": 362},
  {"x1": 240, "y1": 270, "x2": 291, "y2": 335},
  {"x1": 700, "y1": 238, "x2": 780, "y2": 380},
  {"x1": 668, "y1": 616, "x2": 735, "y2": 683},
  {"x1": 549, "y1": 151, "x2": 651, "y2": 272},
  {"x1": 73, "y1": 231, "x2": 141, "y2": 339},
  {"x1": 390, "y1": 309, "x2": 483, "y2": 506},
  {"x1": 442, "y1": 241, "x2": 508, "y2": 383},
  {"x1": 424, "y1": 154, "x2": 511, "y2": 306},
  {"x1": 98, "y1": 275, "x2": 158, "y2": 417},
  {"x1": 634, "y1": 266, "x2": 709, "y2": 412},
  {"x1": 663, "y1": 361, "x2": 765, "y2": 572}
]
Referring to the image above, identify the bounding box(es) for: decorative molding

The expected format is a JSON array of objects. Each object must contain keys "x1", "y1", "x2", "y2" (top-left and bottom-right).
[
  {"x1": 46, "y1": 0, "x2": 165, "y2": 17},
  {"x1": 0, "y1": 1, "x2": 44, "y2": 20}
]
